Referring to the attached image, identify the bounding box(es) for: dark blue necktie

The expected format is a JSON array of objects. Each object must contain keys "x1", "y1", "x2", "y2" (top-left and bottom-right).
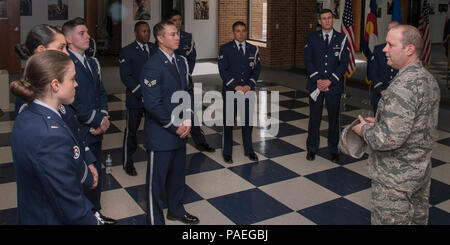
[
  {"x1": 172, "y1": 58, "x2": 181, "y2": 87},
  {"x1": 325, "y1": 34, "x2": 329, "y2": 47},
  {"x1": 83, "y1": 57, "x2": 94, "y2": 81},
  {"x1": 239, "y1": 43, "x2": 244, "y2": 56},
  {"x1": 143, "y1": 45, "x2": 149, "y2": 60}
]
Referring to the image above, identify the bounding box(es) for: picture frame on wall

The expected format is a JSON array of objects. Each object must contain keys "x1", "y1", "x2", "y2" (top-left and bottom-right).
[
  {"x1": 439, "y1": 4, "x2": 448, "y2": 14},
  {"x1": 429, "y1": 3, "x2": 436, "y2": 15},
  {"x1": 194, "y1": 0, "x2": 209, "y2": 20},
  {"x1": 387, "y1": 0, "x2": 393, "y2": 15},
  {"x1": 134, "y1": 0, "x2": 150, "y2": 20},
  {"x1": 20, "y1": 0, "x2": 32, "y2": 16},
  {"x1": 0, "y1": 0, "x2": 7, "y2": 19},
  {"x1": 48, "y1": 0, "x2": 68, "y2": 20},
  {"x1": 331, "y1": 0, "x2": 340, "y2": 19},
  {"x1": 376, "y1": 7, "x2": 382, "y2": 17}
]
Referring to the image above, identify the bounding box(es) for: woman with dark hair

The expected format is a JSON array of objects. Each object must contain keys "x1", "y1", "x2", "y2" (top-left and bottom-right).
[
  {"x1": 14, "y1": 24, "x2": 68, "y2": 115},
  {"x1": 14, "y1": 24, "x2": 100, "y2": 199},
  {"x1": 10, "y1": 50, "x2": 99, "y2": 225}
]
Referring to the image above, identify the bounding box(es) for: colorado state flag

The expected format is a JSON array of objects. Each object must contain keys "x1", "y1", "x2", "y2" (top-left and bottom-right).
[{"x1": 362, "y1": 0, "x2": 378, "y2": 60}]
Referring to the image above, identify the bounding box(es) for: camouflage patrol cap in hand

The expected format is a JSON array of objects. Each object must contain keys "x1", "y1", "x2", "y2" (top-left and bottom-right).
[{"x1": 338, "y1": 119, "x2": 370, "y2": 159}]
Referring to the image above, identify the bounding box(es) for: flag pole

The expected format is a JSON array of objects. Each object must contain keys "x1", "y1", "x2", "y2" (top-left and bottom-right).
[{"x1": 447, "y1": 52, "x2": 449, "y2": 89}]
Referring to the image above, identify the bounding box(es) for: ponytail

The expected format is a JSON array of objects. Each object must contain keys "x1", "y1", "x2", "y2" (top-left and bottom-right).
[
  {"x1": 10, "y1": 79, "x2": 34, "y2": 103},
  {"x1": 10, "y1": 50, "x2": 72, "y2": 102}
]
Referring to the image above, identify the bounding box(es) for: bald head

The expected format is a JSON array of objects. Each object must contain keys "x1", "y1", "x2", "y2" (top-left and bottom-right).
[
  {"x1": 389, "y1": 24, "x2": 423, "y2": 58},
  {"x1": 387, "y1": 21, "x2": 400, "y2": 31}
]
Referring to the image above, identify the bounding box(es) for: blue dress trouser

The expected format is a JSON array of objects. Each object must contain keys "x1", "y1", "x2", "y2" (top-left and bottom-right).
[
  {"x1": 145, "y1": 147, "x2": 187, "y2": 225},
  {"x1": 307, "y1": 92, "x2": 341, "y2": 154},
  {"x1": 122, "y1": 107, "x2": 145, "y2": 168},
  {"x1": 222, "y1": 97, "x2": 253, "y2": 156}
]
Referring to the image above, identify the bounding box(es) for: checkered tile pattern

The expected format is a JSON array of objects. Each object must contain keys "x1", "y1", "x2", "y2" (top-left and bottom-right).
[{"x1": 1, "y1": 86, "x2": 449, "y2": 225}]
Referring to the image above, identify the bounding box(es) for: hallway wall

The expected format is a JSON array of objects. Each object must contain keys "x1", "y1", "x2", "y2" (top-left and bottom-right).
[
  {"x1": 121, "y1": 0, "x2": 217, "y2": 59},
  {"x1": 20, "y1": 0, "x2": 84, "y2": 43}
]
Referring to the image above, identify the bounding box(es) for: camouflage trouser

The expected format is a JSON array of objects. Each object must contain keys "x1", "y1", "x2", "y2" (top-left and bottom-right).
[{"x1": 371, "y1": 178, "x2": 431, "y2": 225}]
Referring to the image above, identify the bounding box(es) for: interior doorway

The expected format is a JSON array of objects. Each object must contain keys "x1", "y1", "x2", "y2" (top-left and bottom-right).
[
  {"x1": 161, "y1": 0, "x2": 184, "y2": 30},
  {"x1": 0, "y1": 0, "x2": 20, "y2": 74},
  {"x1": 85, "y1": 0, "x2": 122, "y2": 66}
]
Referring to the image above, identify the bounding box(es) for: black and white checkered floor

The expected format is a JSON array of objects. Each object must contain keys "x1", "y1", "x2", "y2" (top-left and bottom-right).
[{"x1": 1, "y1": 85, "x2": 449, "y2": 225}]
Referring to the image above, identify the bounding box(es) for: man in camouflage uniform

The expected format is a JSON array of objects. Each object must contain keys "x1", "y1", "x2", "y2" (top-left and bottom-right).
[{"x1": 352, "y1": 25, "x2": 440, "y2": 225}]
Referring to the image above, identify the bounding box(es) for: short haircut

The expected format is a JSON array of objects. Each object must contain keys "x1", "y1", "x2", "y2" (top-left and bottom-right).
[
  {"x1": 153, "y1": 20, "x2": 176, "y2": 41},
  {"x1": 319, "y1": 8, "x2": 334, "y2": 18},
  {"x1": 166, "y1": 10, "x2": 182, "y2": 20},
  {"x1": 391, "y1": 24, "x2": 424, "y2": 57},
  {"x1": 232, "y1": 21, "x2": 246, "y2": 31},
  {"x1": 62, "y1": 17, "x2": 87, "y2": 36},
  {"x1": 134, "y1": 21, "x2": 149, "y2": 31}
]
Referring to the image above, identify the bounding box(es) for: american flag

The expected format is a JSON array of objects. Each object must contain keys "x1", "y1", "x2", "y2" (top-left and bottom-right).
[
  {"x1": 340, "y1": 0, "x2": 356, "y2": 77},
  {"x1": 418, "y1": 0, "x2": 431, "y2": 66}
]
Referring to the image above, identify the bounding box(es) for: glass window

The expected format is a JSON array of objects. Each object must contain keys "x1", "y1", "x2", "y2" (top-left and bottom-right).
[{"x1": 249, "y1": 0, "x2": 267, "y2": 42}]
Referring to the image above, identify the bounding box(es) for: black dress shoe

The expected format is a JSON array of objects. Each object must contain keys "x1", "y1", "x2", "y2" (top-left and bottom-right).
[
  {"x1": 197, "y1": 143, "x2": 215, "y2": 152},
  {"x1": 95, "y1": 211, "x2": 117, "y2": 225},
  {"x1": 245, "y1": 152, "x2": 259, "y2": 161},
  {"x1": 306, "y1": 152, "x2": 316, "y2": 161},
  {"x1": 123, "y1": 166, "x2": 137, "y2": 176},
  {"x1": 331, "y1": 153, "x2": 340, "y2": 163},
  {"x1": 223, "y1": 154, "x2": 233, "y2": 164},
  {"x1": 167, "y1": 212, "x2": 200, "y2": 225}
]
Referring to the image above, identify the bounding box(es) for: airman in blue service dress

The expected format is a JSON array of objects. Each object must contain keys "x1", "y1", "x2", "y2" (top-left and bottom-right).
[
  {"x1": 218, "y1": 40, "x2": 261, "y2": 162},
  {"x1": 367, "y1": 43, "x2": 398, "y2": 114},
  {"x1": 119, "y1": 40, "x2": 157, "y2": 175},
  {"x1": 140, "y1": 47, "x2": 199, "y2": 225},
  {"x1": 304, "y1": 29, "x2": 349, "y2": 162},
  {"x1": 68, "y1": 49, "x2": 109, "y2": 214},
  {"x1": 174, "y1": 30, "x2": 215, "y2": 152},
  {"x1": 11, "y1": 101, "x2": 99, "y2": 225}
]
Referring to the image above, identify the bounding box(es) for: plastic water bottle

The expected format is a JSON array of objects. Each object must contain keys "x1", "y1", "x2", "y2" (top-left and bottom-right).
[{"x1": 105, "y1": 154, "x2": 112, "y2": 174}]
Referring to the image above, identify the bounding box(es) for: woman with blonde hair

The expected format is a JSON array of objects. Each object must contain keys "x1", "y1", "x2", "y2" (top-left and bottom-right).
[{"x1": 10, "y1": 51, "x2": 99, "y2": 225}]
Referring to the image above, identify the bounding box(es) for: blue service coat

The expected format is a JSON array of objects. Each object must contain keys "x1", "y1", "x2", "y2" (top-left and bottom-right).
[
  {"x1": 69, "y1": 51, "x2": 109, "y2": 145},
  {"x1": 175, "y1": 31, "x2": 197, "y2": 77},
  {"x1": 367, "y1": 43, "x2": 398, "y2": 108},
  {"x1": 140, "y1": 48, "x2": 192, "y2": 151},
  {"x1": 304, "y1": 30, "x2": 349, "y2": 94},
  {"x1": 59, "y1": 104, "x2": 96, "y2": 164},
  {"x1": 16, "y1": 103, "x2": 96, "y2": 189},
  {"x1": 119, "y1": 41, "x2": 157, "y2": 108},
  {"x1": 11, "y1": 102, "x2": 99, "y2": 225},
  {"x1": 218, "y1": 40, "x2": 261, "y2": 92}
]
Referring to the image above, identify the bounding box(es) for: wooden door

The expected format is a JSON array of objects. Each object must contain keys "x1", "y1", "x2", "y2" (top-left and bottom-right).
[
  {"x1": 85, "y1": 0, "x2": 98, "y2": 40},
  {"x1": 0, "y1": 0, "x2": 20, "y2": 74}
]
